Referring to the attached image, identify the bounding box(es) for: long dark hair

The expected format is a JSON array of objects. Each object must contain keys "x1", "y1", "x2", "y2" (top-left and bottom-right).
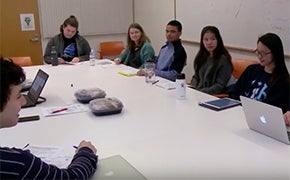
[
  {"x1": 126, "y1": 23, "x2": 150, "y2": 51},
  {"x1": 258, "y1": 33, "x2": 289, "y2": 85},
  {"x1": 194, "y1": 26, "x2": 232, "y2": 78}
]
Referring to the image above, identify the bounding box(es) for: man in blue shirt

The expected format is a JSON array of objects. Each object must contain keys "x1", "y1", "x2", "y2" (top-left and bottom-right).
[
  {"x1": 155, "y1": 20, "x2": 187, "y2": 81},
  {"x1": 138, "y1": 20, "x2": 187, "y2": 81}
]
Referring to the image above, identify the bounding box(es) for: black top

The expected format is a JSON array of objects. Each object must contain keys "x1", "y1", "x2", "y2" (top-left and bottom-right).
[{"x1": 127, "y1": 48, "x2": 142, "y2": 68}]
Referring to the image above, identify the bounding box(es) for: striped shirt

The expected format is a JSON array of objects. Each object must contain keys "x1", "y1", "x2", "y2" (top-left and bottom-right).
[{"x1": 0, "y1": 146, "x2": 98, "y2": 179}]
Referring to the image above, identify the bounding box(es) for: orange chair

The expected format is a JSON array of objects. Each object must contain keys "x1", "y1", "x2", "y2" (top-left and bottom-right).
[
  {"x1": 213, "y1": 58, "x2": 258, "y2": 98},
  {"x1": 10, "y1": 56, "x2": 33, "y2": 67},
  {"x1": 97, "y1": 41, "x2": 125, "y2": 59},
  {"x1": 231, "y1": 59, "x2": 258, "y2": 79}
]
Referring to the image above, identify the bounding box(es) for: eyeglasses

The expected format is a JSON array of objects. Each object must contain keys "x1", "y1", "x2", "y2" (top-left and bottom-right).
[{"x1": 254, "y1": 49, "x2": 271, "y2": 57}]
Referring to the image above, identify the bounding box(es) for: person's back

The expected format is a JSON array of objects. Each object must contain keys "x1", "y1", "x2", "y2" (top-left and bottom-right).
[
  {"x1": 190, "y1": 26, "x2": 233, "y2": 94},
  {"x1": 154, "y1": 20, "x2": 187, "y2": 81},
  {"x1": 0, "y1": 57, "x2": 98, "y2": 179}
]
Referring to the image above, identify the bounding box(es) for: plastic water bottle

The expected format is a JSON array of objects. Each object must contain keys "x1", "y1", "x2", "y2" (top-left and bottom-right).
[
  {"x1": 51, "y1": 46, "x2": 58, "y2": 66},
  {"x1": 176, "y1": 73, "x2": 186, "y2": 100},
  {"x1": 89, "y1": 49, "x2": 95, "y2": 66}
]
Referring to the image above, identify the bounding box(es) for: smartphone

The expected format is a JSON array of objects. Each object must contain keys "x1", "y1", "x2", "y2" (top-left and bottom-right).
[{"x1": 18, "y1": 115, "x2": 40, "y2": 122}]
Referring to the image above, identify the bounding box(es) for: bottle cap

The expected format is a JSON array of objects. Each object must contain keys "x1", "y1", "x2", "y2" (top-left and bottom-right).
[{"x1": 176, "y1": 73, "x2": 185, "y2": 79}]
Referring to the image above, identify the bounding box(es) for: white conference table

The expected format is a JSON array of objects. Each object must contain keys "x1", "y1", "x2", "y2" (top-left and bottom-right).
[{"x1": 1, "y1": 61, "x2": 290, "y2": 180}]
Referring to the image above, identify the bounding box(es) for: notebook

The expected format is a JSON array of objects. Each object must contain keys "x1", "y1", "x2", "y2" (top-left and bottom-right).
[
  {"x1": 240, "y1": 96, "x2": 290, "y2": 145},
  {"x1": 92, "y1": 155, "x2": 147, "y2": 180},
  {"x1": 22, "y1": 69, "x2": 49, "y2": 108},
  {"x1": 198, "y1": 98, "x2": 241, "y2": 111}
]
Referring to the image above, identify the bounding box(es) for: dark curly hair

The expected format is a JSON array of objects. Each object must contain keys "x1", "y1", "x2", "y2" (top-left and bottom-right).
[{"x1": 0, "y1": 56, "x2": 26, "y2": 111}]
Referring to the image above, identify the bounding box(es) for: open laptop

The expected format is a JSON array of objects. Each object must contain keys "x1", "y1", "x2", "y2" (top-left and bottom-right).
[
  {"x1": 92, "y1": 155, "x2": 147, "y2": 180},
  {"x1": 240, "y1": 96, "x2": 290, "y2": 145},
  {"x1": 22, "y1": 69, "x2": 49, "y2": 108}
]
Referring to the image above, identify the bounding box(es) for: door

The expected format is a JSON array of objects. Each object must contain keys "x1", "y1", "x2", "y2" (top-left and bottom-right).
[{"x1": 0, "y1": 0, "x2": 43, "y2": 65}]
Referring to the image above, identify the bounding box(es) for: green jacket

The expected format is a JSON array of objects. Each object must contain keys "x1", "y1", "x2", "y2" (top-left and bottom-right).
[
  {"x1": 44, "y1": 33, "x2": 91, "y2": 64},
  {"x1": 119, "y1": 41, "x2": 155, "y2": 68}
]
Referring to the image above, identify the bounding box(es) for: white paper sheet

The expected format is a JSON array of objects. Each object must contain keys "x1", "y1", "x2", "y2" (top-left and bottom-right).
[{"x1": 41, "y1": 104, "x2": 87, "y2": 117}]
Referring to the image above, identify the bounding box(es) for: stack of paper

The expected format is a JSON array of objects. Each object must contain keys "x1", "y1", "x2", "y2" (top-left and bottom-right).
[{"x1": 24, "y1": 145, "x2": 71, "y2": 168}]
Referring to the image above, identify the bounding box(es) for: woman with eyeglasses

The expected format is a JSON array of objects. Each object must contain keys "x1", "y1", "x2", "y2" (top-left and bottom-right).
[{"x1": 229, "y1": 33, "x2": 290, "y2": 113}]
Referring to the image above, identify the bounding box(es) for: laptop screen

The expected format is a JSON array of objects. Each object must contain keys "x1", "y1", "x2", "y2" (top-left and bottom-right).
[{"x1": 27, "y1": 69, "x2": 49, "y2": 103}]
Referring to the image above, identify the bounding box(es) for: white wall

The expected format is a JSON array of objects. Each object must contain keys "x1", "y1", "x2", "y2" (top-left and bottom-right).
[
  {"x1": 134, "y1": 0, "x2": 175, "y2": 54},
  {"x1": 134, "y1": 0, "x2": 290, "y2": 82},
  {"x1": 38, "y1": 0, "x2": 129, "y2": 59}
]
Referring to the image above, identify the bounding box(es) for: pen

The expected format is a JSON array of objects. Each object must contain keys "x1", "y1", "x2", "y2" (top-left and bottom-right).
[
  {"x1": 52, "y1": 108, "x2": 68, "y2": 114},
  {"x1": 73, "y1": 146, "x2": 78, "y2": 149},
  {"x1": 152, "y1": 80, "x2": 159, "y2": 85},
  {"x1": 23, "y1": 143, "x2": 30, "y2": 149}
]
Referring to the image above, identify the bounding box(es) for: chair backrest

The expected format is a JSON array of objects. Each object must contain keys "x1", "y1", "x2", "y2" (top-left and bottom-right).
[
  {"x1": 98, "y1": 41, "x2": 125, "y2": 59},
  {"x1": 10, "y1": 56, "x2": 33, "y2": 67},
  {"x1": 232, "y1": 58, "x2": 258, "y2": 79},
  {"x1": 213, "y1": 58, "x2": 258, "y2": 98}
]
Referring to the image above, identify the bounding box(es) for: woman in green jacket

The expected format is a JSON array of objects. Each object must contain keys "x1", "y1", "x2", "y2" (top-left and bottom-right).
[{"x1": 114, "y1": 23, "x2": 155, "y2": 69}]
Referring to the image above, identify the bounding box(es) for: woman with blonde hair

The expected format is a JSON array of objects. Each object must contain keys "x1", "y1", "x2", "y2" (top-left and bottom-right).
[{"x1": 114, "y1": 23, "x2": 155, "y2": 68}]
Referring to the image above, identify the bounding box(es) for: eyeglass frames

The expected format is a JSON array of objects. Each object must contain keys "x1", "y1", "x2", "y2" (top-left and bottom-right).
[{"x1": 254, "y1": 49, "x2": 271, "y2": 57}]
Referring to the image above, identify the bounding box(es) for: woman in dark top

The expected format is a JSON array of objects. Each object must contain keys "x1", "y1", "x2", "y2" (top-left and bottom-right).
[
  {"x1": 230, "y1": 33, "x2": 290, "y2": 113},
  {"x1": 190, "y1": 26, "x2": 234, "y2": 95}
]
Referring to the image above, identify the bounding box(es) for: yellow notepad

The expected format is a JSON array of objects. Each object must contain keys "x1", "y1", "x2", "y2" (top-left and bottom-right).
[{"x1": 118, "y1": 69, "x2": 138, "y2": 77}]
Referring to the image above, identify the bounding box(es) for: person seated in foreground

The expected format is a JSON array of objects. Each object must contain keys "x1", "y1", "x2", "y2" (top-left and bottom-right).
[{"x1": 0, "y1": 57, "x2": 98, "y2": 179}]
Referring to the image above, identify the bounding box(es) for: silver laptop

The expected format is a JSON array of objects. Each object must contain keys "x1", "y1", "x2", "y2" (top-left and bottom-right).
[
  {"x1": 240, "y1": 96, "x2": 290, "y2": 145},
  {"x1": 22, "y1": 69, "x2": 49, "y2": 108},
  {"x1": 92, "y1": 155, "x2": 147, "y2": 180}
]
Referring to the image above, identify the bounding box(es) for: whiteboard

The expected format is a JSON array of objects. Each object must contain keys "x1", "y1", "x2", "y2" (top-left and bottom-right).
[
  {"x1": 176, "y1": 0, "x2": 290, "y2": 54},
  {"x1": 39, "y1": 0, "x2": 133, "y2": 38}
]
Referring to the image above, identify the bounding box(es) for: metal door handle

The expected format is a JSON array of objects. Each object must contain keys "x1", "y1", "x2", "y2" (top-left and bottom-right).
[{"x1": 30, "y1": 34, "x2": 39, "y2": 42}]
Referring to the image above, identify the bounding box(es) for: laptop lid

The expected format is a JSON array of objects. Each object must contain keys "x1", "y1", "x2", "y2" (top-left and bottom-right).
[
  {"x1": 22, "y1": 69, "x2": 49, "y2": 107},
  {"x1": 240, "y1": 96, "x2": 290, "y2": 145},
  {"x1": 92, "y1": 155, "x2": 147, "y2": 180}
]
